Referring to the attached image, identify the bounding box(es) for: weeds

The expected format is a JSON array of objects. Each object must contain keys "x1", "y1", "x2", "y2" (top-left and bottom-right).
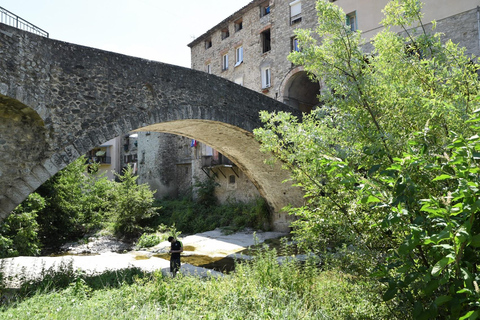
[{"x1": 151, "y1": 196, "x2": 271, "y2": 235}]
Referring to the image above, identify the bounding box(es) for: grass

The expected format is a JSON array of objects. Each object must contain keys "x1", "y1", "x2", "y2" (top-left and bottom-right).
[{"x1": 0, "y1": 246, "x2": 393, "y2": 320}]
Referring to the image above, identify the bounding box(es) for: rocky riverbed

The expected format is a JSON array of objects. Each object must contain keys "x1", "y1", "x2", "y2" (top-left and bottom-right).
[{"x1": 1, "y1": 229, "x2": 288, "y2": 288}]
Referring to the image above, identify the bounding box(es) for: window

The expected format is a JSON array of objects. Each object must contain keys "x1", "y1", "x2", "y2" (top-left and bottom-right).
[
  {"x1": 346, "y1": 12, "x2": 357, "y2": 32},
  {"x1": 229, "y1": 175, "x2": 236, "y2": 184},
  {"x1": 205, "y1": 38, "x2": 212, "y2": 49},
  {"x1": 205, "y1": 145, "x2": 213, "y2": 156},
  {"x1": 221, "y1": 28, "x2": 230, "y2": 40},
  {"x1": 261, "y1": 67, "x2": 271, "y2": 89},
  {"x1": 222, "y1": 54, "x2": 229, "y2": 71},
  {"x1": 261, "y1": 29, "x2": 271, "y2": 53},
  {"x1": 206, "y1": 64, "x2": 211, "y2": 74},
  {"x1": 234, "y1": 18, "x2": 243, "y2": 32},
  {"x1": 290, "y1": 0, "x2": 302, "y2": 24},
  {"x1": 235, "y1": 46, "x2": 243, "y2": 66},
  {"x1": 291, "y1": 37, "x2": 300, "y2": 52},
  {"x1": 260, "y1": 2, "x2": 271, "y2": 17}
]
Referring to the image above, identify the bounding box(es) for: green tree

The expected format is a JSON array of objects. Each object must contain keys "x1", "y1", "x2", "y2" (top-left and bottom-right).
[
  {"x1": 110, "y1": 165, "x2": 156, "y2": 239},
  {"x1": 36, "y1": 156, "x2": 112, "y2": 247},
  {"x1": 254, "y1": 0, "x2": 480, "y2": 318},
  {"x1": 0, "y1": 193, "x2": 45, "y2": 257}
]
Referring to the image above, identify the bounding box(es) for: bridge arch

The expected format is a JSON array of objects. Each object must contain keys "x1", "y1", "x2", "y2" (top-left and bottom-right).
[
  {"x1": 280, "y1": 67, "x2": 321, "y2": 113},
  {"x1": 0, "y1": 23, "x2": 303, "y2": 231}
]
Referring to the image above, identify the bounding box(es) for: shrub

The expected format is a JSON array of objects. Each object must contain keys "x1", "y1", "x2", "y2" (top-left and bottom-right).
[
  {"x1": 35, "y1": 157, "x2": 112, "y2": 249},
  {"x1": 136, "y1": 233, "x2": 164, "y2": 248},
  {"x1": 109, "y1": 165, "x2": 157, "y2": 239},
  {"x1": 0, "y1": 193, "x2": 44, "y2": 258}
]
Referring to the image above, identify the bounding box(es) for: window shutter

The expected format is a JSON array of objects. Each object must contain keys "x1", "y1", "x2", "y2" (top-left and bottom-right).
[{"x1": 290, "y1": 0, "x2": 302, "y2": 17}]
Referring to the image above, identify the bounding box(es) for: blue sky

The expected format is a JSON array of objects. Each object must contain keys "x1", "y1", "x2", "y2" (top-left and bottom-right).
[{"x1": 0, "y1": 0, "x2": 252, "y2": 68}]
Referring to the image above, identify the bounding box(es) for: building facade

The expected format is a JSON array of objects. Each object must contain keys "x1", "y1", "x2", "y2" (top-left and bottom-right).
[
  {"x1": 85, "y1": 137, "x2": 122, "y2": 181},
  {"x1": 189, "y1": 0, "x2": 321, "y2": 113},
  {"x1": 189, "y1": 0, "x2": 480, "y2": 108}
]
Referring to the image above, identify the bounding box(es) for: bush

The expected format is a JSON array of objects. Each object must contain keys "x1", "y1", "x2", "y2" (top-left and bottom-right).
[
  {"x1": 35, "y1": 157, "x2": 112, "y2": 249},
  {"x1": 253, "y1": 1, "x2": 480, "y2": 318},
  {"x1": 136, "y1": 233, "x2": 164, "y2": 248},
  {"x1": 109, "y1": 165, "x2": 157, "y2": 239},
  {"x1": 151, "y1": 196, "x2": 271, "y2": 235},
  {"x1": 0, "y1": 193, "x2": 44, "y2": 258}
]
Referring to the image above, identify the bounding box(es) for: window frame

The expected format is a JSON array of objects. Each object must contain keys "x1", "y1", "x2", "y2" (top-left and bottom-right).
[
  {"x1": 235, "y1": 46, "x2": 244, "y2": 67},
  {"x1": 222, "y1": 53, "x2": 229, "y2": 71},
  {"x1": 234, "y1": 18, "x2": 243, "y2": 32},
  {"x1": 291, "y1": 37, "x2": 300, "y2": 52},
  {"x1": 261, "y1": 67, "x2": 271, "y2": 89},
  {"x1": 260, "y1": 2, "x2": 271, "y2": 17},
  {"x1": 346, "y1": 11, "x2": 357, "y2": 32},
  {"x1": 290, "y1": 0, "x2": 302, "y2": 25},
  {"x1": 205, "y1": 38, "x2": 212, "y2": 49},
  {"x1": 221, "y1": 27, "x2": 230, "y2": 40},
  {"x1": 261, "y1": 29, "x2": 271, "y2": 53}
]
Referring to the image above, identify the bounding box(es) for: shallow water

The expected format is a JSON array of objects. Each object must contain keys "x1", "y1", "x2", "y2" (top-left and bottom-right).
[{"x1": 153, "y1": 253, "x2": 236, "y2": 273}]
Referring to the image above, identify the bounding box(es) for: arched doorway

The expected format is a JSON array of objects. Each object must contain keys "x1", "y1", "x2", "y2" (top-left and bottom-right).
[{"x1": 282, "y1": 71, "x2": 320, "y2": 113}]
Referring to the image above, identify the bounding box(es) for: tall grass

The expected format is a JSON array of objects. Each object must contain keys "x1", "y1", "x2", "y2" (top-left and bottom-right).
[{"x1": 0, "y1": 246, "x2": 392, "y2": 319}]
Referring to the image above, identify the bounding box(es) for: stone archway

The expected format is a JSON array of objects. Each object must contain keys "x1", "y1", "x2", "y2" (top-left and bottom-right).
[{"x1": 280, "y1": 69, "x2": 321, "y2": 113}]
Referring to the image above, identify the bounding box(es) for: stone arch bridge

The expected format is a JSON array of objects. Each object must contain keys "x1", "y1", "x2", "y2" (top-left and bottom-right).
[{"x1": 0, "y1": 23, "x2": 303, "y2": 231}]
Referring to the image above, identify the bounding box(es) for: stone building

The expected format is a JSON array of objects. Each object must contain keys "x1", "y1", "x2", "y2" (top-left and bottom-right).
[
  {"x1": 189, "y1": 0, "x2": 321, "y2": 112},
  {"x1": 85, "y1": 137, "x2": 122, "y2": 181},
  {"x1": 189, "y1": 0, "x2": 480, "y2": 104},
  {"x1": 137, "y1": 0, "x2": 480, "y2": 204}
]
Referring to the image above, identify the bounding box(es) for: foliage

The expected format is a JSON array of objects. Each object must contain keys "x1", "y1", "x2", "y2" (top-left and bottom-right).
[
  {"x1": 194, "y1": 176, "x2": 219, "y2": 207},
  {"x1": 372, "y1": 118, "x2": 480, "y2": 319},
  {"x1": 109, "y1": 165, "x2": 156, "y2": 239},
  {"x1": 2, "y1": 156, "x2": 158, "y2": 252},
  {"x1": 0, "y1": 193, "x2": 44, "y2": 258},
  {"x1": 35, "y1": 156, "x2": 113, "y2": 248},
  {"x1": 152, "y1": 196, "x2": 271, "y2": 234},
  {"x1": 254, "y1": 0, "x2": 480, "y2": 318},
  {"x1": 136, "y1": 232, "x2": 165, "y2": 248}
]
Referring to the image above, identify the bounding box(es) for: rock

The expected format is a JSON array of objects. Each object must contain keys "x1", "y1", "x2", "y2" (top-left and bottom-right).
[{"x1": 59, "y1": 236, "x2": 133, "y2": 255}]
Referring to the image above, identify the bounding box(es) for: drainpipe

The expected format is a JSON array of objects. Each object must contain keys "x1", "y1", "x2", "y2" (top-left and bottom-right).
[{"x1": 477, "y1": 6, "x2": 480, "y2": 49}]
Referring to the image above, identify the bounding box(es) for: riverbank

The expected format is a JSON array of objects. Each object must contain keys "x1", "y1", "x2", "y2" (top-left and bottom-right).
[{"x1": 1, "y1": 229, "x2": 288, "y2": 288}]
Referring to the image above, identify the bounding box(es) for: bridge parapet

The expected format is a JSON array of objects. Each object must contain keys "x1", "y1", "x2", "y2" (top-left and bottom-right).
[{"x1": 0, "y1": 6, "x2": 48, "y2": 37}]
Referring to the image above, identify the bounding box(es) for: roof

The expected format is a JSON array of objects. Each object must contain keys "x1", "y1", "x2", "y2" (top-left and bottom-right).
[{"x1": 187, "y1": 0, "x2": 265, "y2": 48}]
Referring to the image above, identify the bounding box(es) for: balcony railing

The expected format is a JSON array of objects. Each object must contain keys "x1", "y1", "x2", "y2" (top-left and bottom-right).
[
  {"x1": 0, "y1": 6, "x2": 49, "y2": 38},
  {"x1": 201, "y1": 155, "x2": 234, "y2": 167},
  {"x1": 87, "y1": 156, "x2": 111, "y2": 165}
]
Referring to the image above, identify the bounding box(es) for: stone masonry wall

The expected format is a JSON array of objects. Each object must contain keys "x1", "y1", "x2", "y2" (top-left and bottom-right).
[{"x1": 189, "y1": 0, "x2": 319, "y2": 100}]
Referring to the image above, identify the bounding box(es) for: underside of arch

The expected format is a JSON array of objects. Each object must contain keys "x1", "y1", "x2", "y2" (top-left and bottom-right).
[
  {"x1": 134, "y1": 120, "x2": 303, "y2": 231},
  {"x1": 282, "y1": 71, "x2": 321, "y2": 113}
]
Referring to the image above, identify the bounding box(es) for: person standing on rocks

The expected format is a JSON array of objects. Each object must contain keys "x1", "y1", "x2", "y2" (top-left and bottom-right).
[{"x1": 168, "y1": 236, "x2": 183, "y2": 277}]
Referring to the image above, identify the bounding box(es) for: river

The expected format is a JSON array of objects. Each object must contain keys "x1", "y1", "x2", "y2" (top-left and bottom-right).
[{"x1": 1, "y1": 229, "x2": 288, "y2": 288}]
